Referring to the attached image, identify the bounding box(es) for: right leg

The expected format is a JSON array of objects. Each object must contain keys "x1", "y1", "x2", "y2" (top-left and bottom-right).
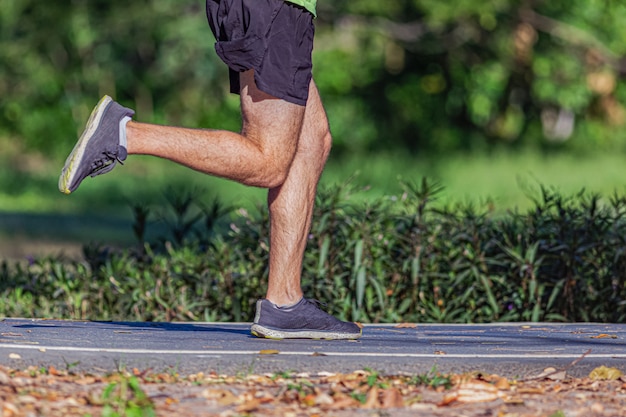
[
  {"x1": 60, "y1": 70, "x2": 305, "y2": 193},
  {"x1": 126, "y1": 71, "x2": 305, "y2": 188}
]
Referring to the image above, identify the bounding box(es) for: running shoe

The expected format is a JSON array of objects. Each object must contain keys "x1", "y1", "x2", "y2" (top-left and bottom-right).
[
  {"x1": 251, "y1": 298, "x2": 362, "y2": 340},
  {"x1": 59, "y1": 95, "x2": 134, "y2": 194}
]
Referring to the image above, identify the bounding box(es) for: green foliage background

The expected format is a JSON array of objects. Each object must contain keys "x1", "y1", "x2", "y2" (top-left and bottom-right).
[
  {"x1": 2, "y1": 1, "x2": 626, "y2": 324},
  {"x1": 2, "y1": 182, "x2": 626, "y2": 323},
  {"x1": 2, "y1": 0, "x2": 626, "y2": 158}
]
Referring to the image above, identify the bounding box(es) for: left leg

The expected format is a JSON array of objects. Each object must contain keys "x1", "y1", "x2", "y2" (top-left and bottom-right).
[
  {"x1": 265, "y1": 79, "x2": 331, "y2": 306},
  {"x1": 250, "y1": 80, "x2": 362, "y2": 340}
]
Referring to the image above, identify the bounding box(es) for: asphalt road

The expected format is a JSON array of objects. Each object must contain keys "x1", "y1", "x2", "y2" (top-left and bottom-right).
[{"x1": 0, "y1": 319, "x2": 624, "y2": 378}]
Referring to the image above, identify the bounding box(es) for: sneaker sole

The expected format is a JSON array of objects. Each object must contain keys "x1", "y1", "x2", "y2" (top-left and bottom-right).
[
  {"x1": 250, "y1": 324, "x2": 362, "y2": 340},
  {"x1": 58, "y1": 95, "x2": 113, "y2": 194}
]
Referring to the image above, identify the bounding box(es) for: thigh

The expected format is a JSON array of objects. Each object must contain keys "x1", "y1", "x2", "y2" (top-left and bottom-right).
[{"x1": 239, "y1": 70, "x2": 306, "y2": 169}]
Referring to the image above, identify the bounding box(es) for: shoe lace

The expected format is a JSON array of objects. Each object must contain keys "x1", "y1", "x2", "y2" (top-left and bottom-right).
[{"x1": 91, "y1": 150, "x2": 124, "y2": 174}]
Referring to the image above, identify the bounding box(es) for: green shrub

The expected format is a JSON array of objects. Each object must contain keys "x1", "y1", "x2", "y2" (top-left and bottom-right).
[{"x1": 1, "y1": 179, "x2": 625, "y2": 323}]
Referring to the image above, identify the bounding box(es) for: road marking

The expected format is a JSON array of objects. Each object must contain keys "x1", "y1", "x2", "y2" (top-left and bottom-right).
[{"x1": 1, "y1": 344, "x2": 624, "y2": 359}]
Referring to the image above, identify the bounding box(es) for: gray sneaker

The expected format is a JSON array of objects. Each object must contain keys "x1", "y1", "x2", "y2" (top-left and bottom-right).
[
  {"x1": 59, "y1": 95, "x2": 134, "y2": 194},
  {"x1": 251, "y1": 298, "x2": 362, "y2": 340}
]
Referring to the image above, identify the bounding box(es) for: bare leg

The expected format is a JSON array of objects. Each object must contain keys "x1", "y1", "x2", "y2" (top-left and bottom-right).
[
  {"x1": 126, "y1": 71, "x2": 305, "y2": 189},
  {"x1": 265, "y1": 80, "x2": 332, "y2": 306},
  {"x1": 126, "y1": 71, "x2": 331, "y2": 308}
]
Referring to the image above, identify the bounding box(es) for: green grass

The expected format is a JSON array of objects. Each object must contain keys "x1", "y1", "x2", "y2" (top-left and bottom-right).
[
  {"x1": 2, "y1": 149, "x2": 625, "y2": 216},
  {"x1": 323, "y1": 150, "x2": 626, "y2": 211},
  {"x1": 2, "y1": 148, "x2": 626, "y2": 257},
  {"x1": 4, "y1": 174, "x2": 625, "y2": 323}
]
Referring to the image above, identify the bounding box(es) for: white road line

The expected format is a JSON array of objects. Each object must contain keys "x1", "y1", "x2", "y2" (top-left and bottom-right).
[{"x1": 0, "y1": 344, "x2": 624, "y2": 359}]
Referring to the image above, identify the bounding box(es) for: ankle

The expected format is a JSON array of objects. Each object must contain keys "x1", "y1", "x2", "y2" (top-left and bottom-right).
[{"x1": 265, "y1": 293, "x2": 303, "y2": 308}]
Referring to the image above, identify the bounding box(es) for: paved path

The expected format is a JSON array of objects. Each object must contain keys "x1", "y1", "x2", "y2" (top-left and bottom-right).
[{"x1": 0, "y1": 319, "x2": 624, "y2": 378}]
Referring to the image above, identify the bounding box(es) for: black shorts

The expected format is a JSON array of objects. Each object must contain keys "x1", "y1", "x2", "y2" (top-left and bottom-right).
[{"x1": 206, "y1": 0, "x2": 315, "y2": 106}]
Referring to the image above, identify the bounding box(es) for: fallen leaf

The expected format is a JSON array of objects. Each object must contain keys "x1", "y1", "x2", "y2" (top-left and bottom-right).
[
  {"x1": 314, "y1": 392, "x2": 334, "y2": 406},
  {"x1": 517, "y1": 387, "x2": 546, "y2": 394},
  {"x1": 164, "y1": 397, "x2": 179, "y2": 405},
  {"x1": 589, "y1": 366, "x2": 624, "y2": 380},
  {"x1": 532, "y1": 367, "x2": 566, "y2": 381},
  {"x1": 434, "y1": 350, "x2": 446, "y2": 355},
  {"x1": 236, "y1": 398, "x2": 263, "y2": 413},
  {"x1": 329, "y1": 393, "x2": 360, "y2": 409},
  {"x1": 8, "y1": 353, "x2": 21, "y2": 359},
  {"x1": 363, "y1": 386, "x2": 380, "y2": 409},
  {"x1": 590, "y1": 334, "x2": 618, "y2": 339},
  {"x1": 202, "y1": 388, "x2": 238, "y2": 406},
  {"x1": 75, "y1": 376, "x2": 97, "y2": 385},
  {"x1": 259, "y1": 349, "x2": 279, "y2": 355},
  {"x1": 380, "y1": 387, "x2": 404, "y2": 408},
  {"x1": 394, "y1": 323, "x2": 418, "y2": 328},
  {"x1": 494, "y1": 377, "x2": 511, "y2": 390},
  {"x1": 302, "y1": 393, "x2": 316, "y2": 407},
  {"x1": 440, "y1": 380, "x2": 501, "y2": 405}
]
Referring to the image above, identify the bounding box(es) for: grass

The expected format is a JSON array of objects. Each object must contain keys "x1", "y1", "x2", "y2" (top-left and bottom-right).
[
  {"x1": 2, "y1": 149, "x2": 626, "y2": 215},
  {"x1": 3, "y1": 174, "x2": 625, "y2": 323},
  {"x1": 2, "y1": 146, "x2": 626, "y2": 261}
]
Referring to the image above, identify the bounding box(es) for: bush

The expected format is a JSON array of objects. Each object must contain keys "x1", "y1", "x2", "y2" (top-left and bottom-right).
[{"x1": 1, "y1": 180, "x2": 625, "y2": 323}]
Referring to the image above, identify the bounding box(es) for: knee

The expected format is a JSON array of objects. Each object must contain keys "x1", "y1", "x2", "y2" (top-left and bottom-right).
[
  {"x1": 302, "y1": 127, "x2": 332, "y2": 167},
  {"x1": 320, "y1": 129, "x2": 332, "y2": 162},
  {"x1": 256, "y1": 149, "x2": 294, "y2": 189}
]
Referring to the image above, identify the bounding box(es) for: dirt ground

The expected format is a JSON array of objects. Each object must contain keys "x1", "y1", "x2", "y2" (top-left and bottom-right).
[{"x1": 1, "y1": 365, "x2": 625, "y2": 417}]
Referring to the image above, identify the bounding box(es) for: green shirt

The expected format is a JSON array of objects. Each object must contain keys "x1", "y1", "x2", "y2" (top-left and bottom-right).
[{"x1": 285, "y1": 0, "x2": 316, "y2": 17}]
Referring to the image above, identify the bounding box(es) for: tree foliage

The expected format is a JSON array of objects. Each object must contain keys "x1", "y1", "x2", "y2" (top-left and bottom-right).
[
  {"x1": 2, "y1": 0, "x2": 626, "y2": 157},
  {"x1": 317, "y1": 0, "x2": 626, "y2": 153}
]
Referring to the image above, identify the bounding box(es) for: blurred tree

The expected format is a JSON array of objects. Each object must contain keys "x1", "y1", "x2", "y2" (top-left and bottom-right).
[
  {"x1": 316, "y1": 0, "x2": 626, "y2": 153},
  {"x1": 1, "y1": 0, "x2": 626, "y2": 158},
  {"x1": 0, "y1": 0, "x2": 237, "y2": 158}
]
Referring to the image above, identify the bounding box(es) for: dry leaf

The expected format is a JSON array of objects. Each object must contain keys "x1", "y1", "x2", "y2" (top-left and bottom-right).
[
  {"x1": 259, "y1": 349, "x2": 279, "y2": 355},
  {"x1": 590, "y1": 334, "x2": 618, "y2": 339},
  {"x1": 75, "y1": 376, "x2": 97, "y2": 385},
  {"x1": 329, "y1": 393, "x2": 360, "y2": 409},
  {"x1": 164, "y1": 397, "x2": 179, "y2": 405},
  {"x1": 202, "y1": 388, "x2": 238, "y2": 406},
  {"x1": 494, "y1": 377, "x2": 511, "y2": 390},
  {"x1": 533, "y1": 367, "x2": 566, "y2": 381},
  {"x1": 517, "y1": 387, "x2": 546, "y2": 394},
  {"x1": 314, "y1": 392, "x2": 334, "y2": 406},
  {"x1": 440, "y1": 380, "x2": 501, "y2": 405},
  {"x1": 236, "y1": 398, "x2": 263, "y2": 413},
  {"x1": 363, "y1": 387, "x2": 380, "y2": 409},
  {"x1": 380, "y1": 387, "x2": 404, "y2": 408},
  {"x1": 589, "y1": 366, "x2": 624, "y2": 380},
  {"x1": 8, "y1": 353, "x2": 21, "y2": 359},
  {"x1": 302, "y1": 393, "x2": 316, "y2": 407},
  {"x1": 394, "y1": 323, "x2": 418, "y2": 328}
]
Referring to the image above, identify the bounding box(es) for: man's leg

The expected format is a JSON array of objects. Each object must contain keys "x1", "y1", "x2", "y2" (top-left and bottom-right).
[
  {"x1": 126, "y1": 70, "x2": 305, "y2": 189},
  {"x1": 250, "y1": 79, "x2": 361, "y2": 340},
  {"x1": 264, "y1": 80, "x2": 331, "y2": 306},
  {"x1": 59, "y1": 71, "x2": 361, "y2": 339}
]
